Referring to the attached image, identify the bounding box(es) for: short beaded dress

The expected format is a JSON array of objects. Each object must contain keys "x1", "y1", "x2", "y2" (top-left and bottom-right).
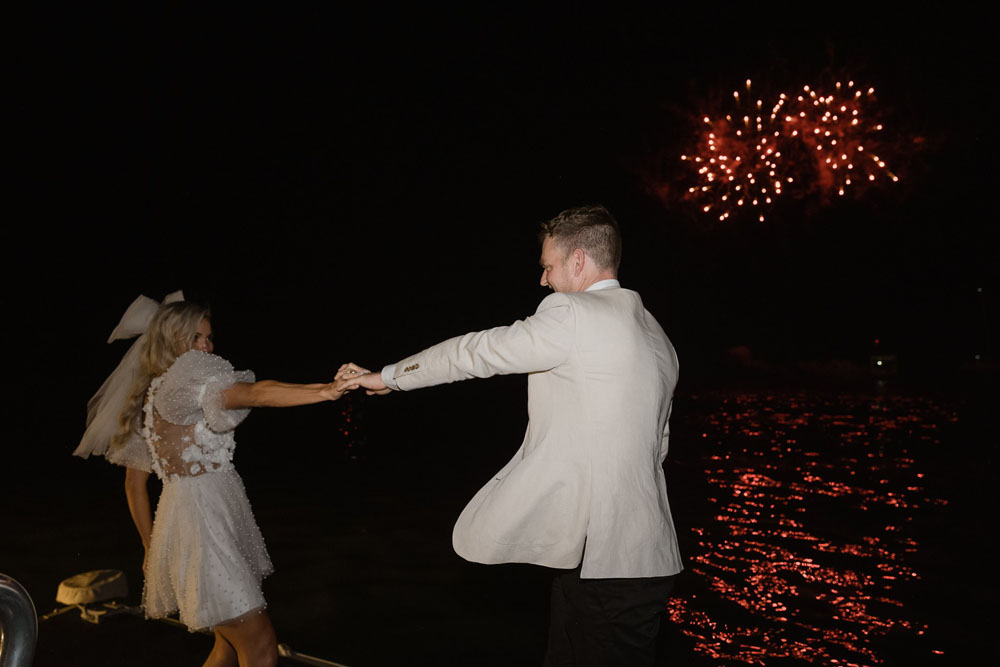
[{"x1": 125, "y1": 349, "x2": 272, "y2": 630}]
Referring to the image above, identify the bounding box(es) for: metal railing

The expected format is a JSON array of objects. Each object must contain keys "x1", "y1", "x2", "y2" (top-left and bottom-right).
[{"x1": 0, "y1": 574, "x2": 37, "y2": 667}]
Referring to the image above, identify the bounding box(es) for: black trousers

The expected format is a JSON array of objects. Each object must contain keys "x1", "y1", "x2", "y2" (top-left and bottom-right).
[{"x1": 543, "y1": 566, "x2": 675, "y2": 667}]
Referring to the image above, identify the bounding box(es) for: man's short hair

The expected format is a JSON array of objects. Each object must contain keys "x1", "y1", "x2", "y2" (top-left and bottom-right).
[{"x1": 539, "y1": 205, "x2": 622, "y2": 272}]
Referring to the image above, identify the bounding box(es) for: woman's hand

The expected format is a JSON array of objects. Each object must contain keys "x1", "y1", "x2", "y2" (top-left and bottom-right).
[
  {"x1": 318, "y1": 362, "x2": 371, "y2": 401},
  {"x1": 334, "y1": 362, "x2": 392, "y2": 396},
  {"x1": 320, "y1": 375, "x2": 357, "y2": 401}
]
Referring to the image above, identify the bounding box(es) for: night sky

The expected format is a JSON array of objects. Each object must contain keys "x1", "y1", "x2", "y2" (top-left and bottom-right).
[
  {"x1": 5, "y1": 5, "x2": 995, "y2": 464},
  {"x1": 2, "y1": 7, "x2": 997, "y2": 664}
]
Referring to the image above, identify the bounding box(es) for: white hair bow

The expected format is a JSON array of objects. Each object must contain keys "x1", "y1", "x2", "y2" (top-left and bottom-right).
[
  {"x1": 73, "y1": 291, "x2": 184, "y2": 460},
  {"x1": 107, "y1": 290, "x2": 184, "y2": 342}
]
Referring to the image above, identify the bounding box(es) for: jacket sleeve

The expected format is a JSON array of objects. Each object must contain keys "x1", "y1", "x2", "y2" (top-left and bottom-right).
[
  {"x1": 393, "y1": 293, "x2": 575, "y2": 391},
  {"x1": 105, "y1": 429, "x2": 153, "y2": 472}
]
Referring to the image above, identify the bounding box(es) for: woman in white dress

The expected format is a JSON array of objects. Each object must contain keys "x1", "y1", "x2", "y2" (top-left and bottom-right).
[{"x1": 76, "y1": 295, "x2": 358, "y2": 667}]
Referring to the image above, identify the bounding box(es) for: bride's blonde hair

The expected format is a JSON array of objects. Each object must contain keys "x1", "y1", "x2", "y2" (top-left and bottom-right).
[{"x1": 111, "y1": 301, "x2": 211, "y2": 451}]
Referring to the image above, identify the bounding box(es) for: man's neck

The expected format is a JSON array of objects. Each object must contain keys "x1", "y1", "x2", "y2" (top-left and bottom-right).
[
  {"x1": 586, "y1": 272, "x2": 618, "y2": 287},
  {"x1": 576, "y1": 273, "x2": 618, "y2": 292}
]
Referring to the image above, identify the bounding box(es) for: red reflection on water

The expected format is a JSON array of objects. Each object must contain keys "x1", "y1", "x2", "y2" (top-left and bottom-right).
[{"x1": 669, "y1": 393, "x2": 956, "y2": 664}]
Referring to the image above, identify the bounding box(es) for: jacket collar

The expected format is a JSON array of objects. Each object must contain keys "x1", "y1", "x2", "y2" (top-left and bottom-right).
[{"x1": 586, "y1": 279, "x2": 620, "y2": 292}]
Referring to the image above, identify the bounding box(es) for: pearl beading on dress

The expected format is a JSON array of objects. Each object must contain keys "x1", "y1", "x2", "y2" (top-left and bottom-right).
[{"x1": 138, "y1": 350, "x2": 272, "y2": 631}]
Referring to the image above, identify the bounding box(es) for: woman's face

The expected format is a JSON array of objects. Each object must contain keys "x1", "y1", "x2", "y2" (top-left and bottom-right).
[{"x1": 191, "y1": 318, "x2": 214, "y2": 353}]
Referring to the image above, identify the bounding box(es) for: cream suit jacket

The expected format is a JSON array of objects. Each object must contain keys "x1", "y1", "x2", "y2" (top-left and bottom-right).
[{"x1": 392, "y1": 283, "x2": 683, "y2": 578}]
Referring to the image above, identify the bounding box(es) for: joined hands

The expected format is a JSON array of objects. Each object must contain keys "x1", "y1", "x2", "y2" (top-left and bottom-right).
[{"x1": 335, "y1": 362, "x2": 391, "y2": 396}]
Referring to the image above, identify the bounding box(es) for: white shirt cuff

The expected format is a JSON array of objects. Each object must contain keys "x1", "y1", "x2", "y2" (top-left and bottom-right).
[{"x1": 381, "y1": 364, "x2": 399, "y2": 391}]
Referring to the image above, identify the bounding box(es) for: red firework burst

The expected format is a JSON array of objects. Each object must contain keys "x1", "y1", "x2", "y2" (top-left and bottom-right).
[{"x1": 682, "y1": 79, "x2": 898, "y2": 222}]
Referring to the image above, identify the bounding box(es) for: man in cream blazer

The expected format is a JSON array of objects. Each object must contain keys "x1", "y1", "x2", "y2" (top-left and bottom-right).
[{"x1": 347, "y1": 205, "x2": 682, "y2": 666}]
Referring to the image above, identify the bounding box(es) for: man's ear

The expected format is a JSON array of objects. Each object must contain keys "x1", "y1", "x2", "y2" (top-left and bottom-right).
[{"x1": 572, "y1": 248, "x2": 586, "y2": 276}]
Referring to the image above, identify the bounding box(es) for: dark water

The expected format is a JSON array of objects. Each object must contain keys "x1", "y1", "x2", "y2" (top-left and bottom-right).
[
  {"x1": 3, "y1": 386, "x2": 995, "y2": 665},
  {"x1": 662, "y1": 392, "x2": 987, "y2": 666}
]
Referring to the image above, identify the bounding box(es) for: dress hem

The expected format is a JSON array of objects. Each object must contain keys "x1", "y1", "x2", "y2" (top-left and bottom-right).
[
  {"x1": 208, "y1": 603, "x2": 269, "y2": 631},
  {"x1": 145, "y1": 598, "x2": 271, "y2": 633}
]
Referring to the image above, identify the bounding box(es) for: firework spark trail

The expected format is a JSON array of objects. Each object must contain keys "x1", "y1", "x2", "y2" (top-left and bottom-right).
[{"x1": 681, "y1": 80, "x2": 898, "y2": 222}]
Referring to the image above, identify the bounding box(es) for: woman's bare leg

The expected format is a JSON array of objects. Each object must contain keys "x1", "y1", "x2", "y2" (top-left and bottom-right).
[
  {"x1": 214, "y1": 609, "x2": 277, "y2": 667},
  {"x1": 202, "y1": 630, "x2": 238, "y2": 667}
]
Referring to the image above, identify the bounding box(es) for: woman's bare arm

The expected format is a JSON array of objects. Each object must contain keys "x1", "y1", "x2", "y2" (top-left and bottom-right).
[
  {"x1": 124, "y1": 467, "x2": 153, "y2": 566},
  {"x1": 222, "y1": 377, "x2": 352, "y2": 410}
]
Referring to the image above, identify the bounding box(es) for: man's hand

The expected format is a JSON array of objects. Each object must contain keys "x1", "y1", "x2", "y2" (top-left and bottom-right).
[
  {"x1": 353, "y1": 369, "x2": 392, "y2": 396},
  {"x1": 314, "y1": 362, "x2": 371, "y2": 401}
]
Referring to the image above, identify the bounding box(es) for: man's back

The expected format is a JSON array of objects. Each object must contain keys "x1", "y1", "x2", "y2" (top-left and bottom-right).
[
  {"x1": 356, "y1": 204, "x2": 684, "y2": 665},
  {"x1": 390, "y1": 286, "x2": 682, "y2": 578},
  {"x1": 520, "y1": 287, "x2": 681, "y2": 577}
]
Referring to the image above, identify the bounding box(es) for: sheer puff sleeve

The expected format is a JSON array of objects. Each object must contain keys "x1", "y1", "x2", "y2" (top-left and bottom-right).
[
  {"x1": 154, "y1": 350, "x2": 256, "y2": 433},
  {"x1": 105, "y1": 429, "x2": 153, "y2": 472}
]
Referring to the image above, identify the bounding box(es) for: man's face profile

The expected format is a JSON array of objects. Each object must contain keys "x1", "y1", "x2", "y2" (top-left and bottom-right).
[{"x1": 539, "y1": 235, "x2": 574, "y2": 293}]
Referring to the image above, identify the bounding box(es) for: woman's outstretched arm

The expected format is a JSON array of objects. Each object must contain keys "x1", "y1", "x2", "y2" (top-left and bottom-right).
[
  {"x1": 222, "y1": 376, "x2": 355, "y2": 410},
  {"x1": 124, "y1": 467, "x2": 153, "y2": 570}
]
